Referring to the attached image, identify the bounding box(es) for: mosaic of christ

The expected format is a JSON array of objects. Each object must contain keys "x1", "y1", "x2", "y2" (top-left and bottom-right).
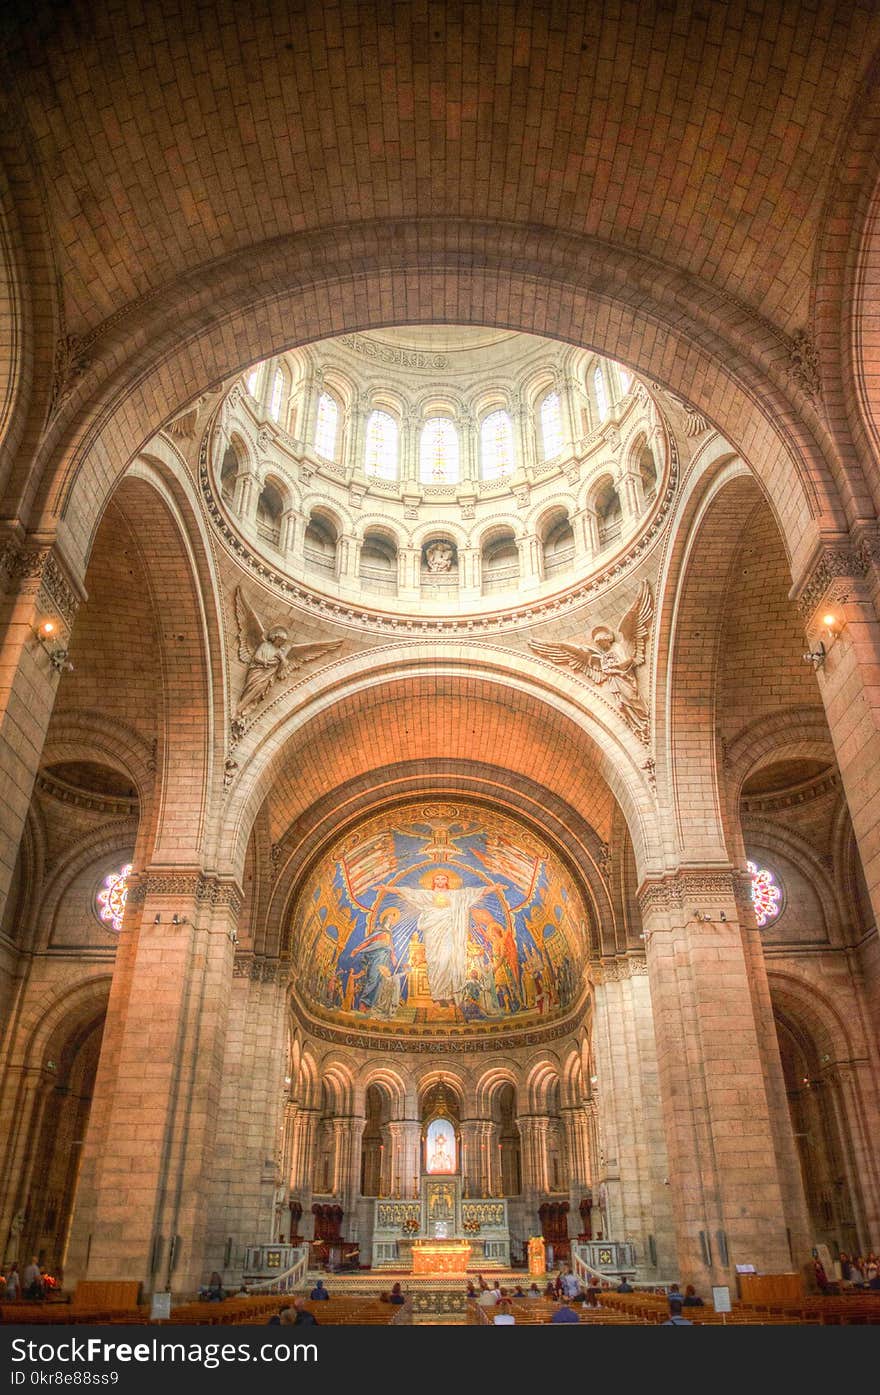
[{"x1": 292, "y1": 803, "x2": 586, "y2": 1030}]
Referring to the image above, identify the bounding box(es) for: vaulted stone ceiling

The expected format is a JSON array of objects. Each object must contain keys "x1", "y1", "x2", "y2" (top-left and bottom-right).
[{"x1": 3, "y1": 0, "x2": 876, "y2": 338}]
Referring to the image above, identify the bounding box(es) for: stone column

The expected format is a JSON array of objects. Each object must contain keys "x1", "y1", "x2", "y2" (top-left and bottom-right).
[
  {"x1": 638, "y1": 870, "x2": 798, "y2": 1286},
  {"x1": 204, "y1": 958, "x2": 290, "y2": 1276},
  {"x1": 513, "y1": 399, "x2": 536, "y2": 472},
  {"x1": 336, "y1": 534, "x2": 362, "y2": 582},
  {"x1": 398, "y1": 547, "x2": 421, "y2": 600},
  {"x1": 459, "y1": 411, "x2": 476, "y2": 483},
  {"x1": 0, "y1": 541, "x2": 83, "y2": 992},
  {"x1": 517, "y1": 533, "x2": 543, "y2": 590},
  {"x1": 616, "y1": 466, "x2": 645, "y2": 523},
  {"x1": 590, "y1": 956, "x2": 675, "y2": 1274},
  {"x1": 279, "y1": 508, "x2": 302, "y2": 557},
  {"x1": 571, "y1": 507, "x2": 600, "y2": 560},
  {"x1": 65, "y1": 870, "x2": 242, "y2": 1297},
  {"x1": 232, "y1": 469, "x2": 261, "y2": 521},
  {"x1": 792, "y1": 538, "x2": 880, "y2": 1043},
  {"x1": 458, "y1": 546, "x2": 481, "y2": 599},
  {"x1": 401, "y1": 413, "x2": 419, "y2": 484},
  {"x1": 519, "y1": 1115, "x2": 550, "y2": 1195},
  {"x1": 459, "y1": 1119, "x2": 482, "y2": 1196}
]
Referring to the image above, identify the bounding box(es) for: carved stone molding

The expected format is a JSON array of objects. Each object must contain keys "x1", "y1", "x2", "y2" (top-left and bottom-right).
[
  {"x1": 0, "y1": 541, "x2": 83, "y2": 629},
  {"x1": 589, "y1": 954, "x2": 648, "y2": 984},
  {"x1": 637, "y1": 869, "x2": 737, "y2": 920},
  {"x1": 337, "y1": 332, "x2": 450, "y2": 371},
  {"x1": 233, "y1": 953, "x2": 285, "y2": 983},
  {"x1": 34, "y1": 770, "x2": 138, "y2": 817},
  {"x1": 127, "y1": 870, "x2": 243, "y2": 913}
]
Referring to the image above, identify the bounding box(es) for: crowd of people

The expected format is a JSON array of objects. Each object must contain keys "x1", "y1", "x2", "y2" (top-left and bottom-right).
[{"x1": 0, "y1": 1259, "x2": 59, "y2": 1301}]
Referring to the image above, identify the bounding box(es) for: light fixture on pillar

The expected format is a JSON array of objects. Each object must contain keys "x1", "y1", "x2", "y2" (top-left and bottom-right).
[{"x1": 34, "y1": 618, "x2": 73, "y2": 672}]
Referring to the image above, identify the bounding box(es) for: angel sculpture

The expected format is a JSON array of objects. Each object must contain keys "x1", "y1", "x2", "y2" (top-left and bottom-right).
[
  {"x1": 234, "y1": 587, "x2": 341, "y2": 720},
  {"x1": 529, "y1": 581, "x2": 654, "y2": 740}
]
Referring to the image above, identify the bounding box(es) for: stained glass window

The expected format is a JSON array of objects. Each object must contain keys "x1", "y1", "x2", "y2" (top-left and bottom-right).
[
  {"x1": 269, "y1": 367, "x2": 285, "y2": 422},
  {"x1": 540, "y1": 392, "x2": 563, "y2": 460},
  {"x1": 594, "y1": 365, "x2": 609, "y2": 422},
  {"x1": 748, "y1": 860, "x2": 782, "y2": 928},
  {"x1": 314, "y1": 392, "x2": 338, "y2": 460},
  {"x1": 365, "y1": 410, "x2": 399, "y2": 480},
  {"x1": 617, "y1": 365, "x2": 632, "y2": 393},
  {"x1": 481, "y1": 410, "x2": 514, "y2": 480},
  {"x1": 419, "y1": 418, "x2": 460, "y2": 484},
  {"x1": 97, "y1": 863, "x2": 132, "y2": 933},
  {"x1": 245, "y1": 367, "x2": 260, "y2": 397}
]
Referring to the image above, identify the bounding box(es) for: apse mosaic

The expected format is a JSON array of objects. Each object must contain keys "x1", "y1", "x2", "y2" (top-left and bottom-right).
[{"x1": 291, "y1": 803, "x2": 586, "y2": 1033}]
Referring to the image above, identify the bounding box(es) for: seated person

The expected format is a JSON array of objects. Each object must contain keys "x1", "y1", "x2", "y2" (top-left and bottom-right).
[
  {"x1": 466, "y1": 1282, "x2": 477, "y2": 1299},
  {"x1": 527, "y1": 1283, "x2": 541, "y2": 1298},
  {"x1": 478, "y1": 1285, "x2": 499, "y2": 1307},
  {"x1": 309, "y1": 1279, "x2": 330, "y2": 1300},
  {"x1": 512, "y1": 1285, "x2": 526, "y2": 1298},
  {"x1": 543, "y1": 1281, "x2": 556, "y2": 1298},
  {"x1": 681, "y1": 1284, "x2": 704, "y2": 1307},
  {"x1": 667, "y1": 1283, "x2": 684, "y2": 1314},
  {"x1": 389, "y1": 1283, "x2": 405, "y2": 1305},
  {"x1": 662, "y1": 1313, "x2": 693, "y2": 1325},
  {"x1": 282, "y1": 1298, "x2": 318, "y2": 1326},
  {"x1": 617, "y1": 1278, "x2": 634, "y2": 1293},
  {"x1": 550, "y1": 1300, "x2": 580, "y2": 1324},
  {"x1": 202, "y1": 1271, "x2": 224, "y2": 1302},
  {"x1": 494, "y1": 1299, "x2": 515, "y2": 1325}
]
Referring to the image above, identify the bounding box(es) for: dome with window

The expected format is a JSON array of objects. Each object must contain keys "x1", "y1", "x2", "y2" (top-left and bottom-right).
[{"x1": 206, "y1": 327, "x2": 673, "y2": 621}]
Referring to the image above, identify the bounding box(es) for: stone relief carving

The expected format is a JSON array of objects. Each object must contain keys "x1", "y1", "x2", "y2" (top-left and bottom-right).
[
  {"x1": 424, "y1": 540, "x2": 455, "y2": 573},
  {"x1": 788, "y1": 328, "x2": 821, "y2": 402},
  {"x1": 529, "y1": 581, "x2": 654, "y2": 741},
  {"x1": 233, "y1": 586, "x2": 341, "y2": 729}
]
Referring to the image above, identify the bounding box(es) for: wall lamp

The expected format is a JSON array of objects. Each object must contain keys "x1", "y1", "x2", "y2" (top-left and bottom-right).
[
  {"x1": 34, "y1": 618, "x2": 73, "y2": 672},
  {"x1": 804, "y1": 613, "x2": 845, "y2": 670},
  {"x1": 152, "y1": 914, "x2": 189, "y2": 925}
]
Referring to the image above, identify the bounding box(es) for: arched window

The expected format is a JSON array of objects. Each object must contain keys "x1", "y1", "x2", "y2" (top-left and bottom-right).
[
  {"x1": 314, "y1": 392, "x2": 338, "y2": 460},
  {"x1": 593, "y1": 365, "x2": 609, "y2": 422},
  {"x1": 419, "y1": 418, "x2": 459, "y2": 484},
  {"x1": 245, "y1": 367, "x2": 260, "y2": 397},
  {"x1": 269, "y1": 366, "x2": 285, "y2": 422},
  {"x1": 540, "y1": 392, "x2": 563, "y2": 460},
  {"x1": 364, "y1": 410, "x2": 399, "y2": 480},
  {"x1": 617, "y1": 364, "x2": 632, "y2": 394},
  {"x1": 480, "y1": 410, "x2": 514, "y2": 480}
]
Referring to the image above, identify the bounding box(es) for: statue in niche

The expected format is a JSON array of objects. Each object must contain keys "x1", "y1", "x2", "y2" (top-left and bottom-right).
[
  {"x1": 233, "y1": 587, "x2": 341, "y2": 721},
  {"x1": 425, "y1": 540, "x2": 455, "y2": 573},
  {"x1": 528, "y1": 581, "x2": 654, "y2": 741}
]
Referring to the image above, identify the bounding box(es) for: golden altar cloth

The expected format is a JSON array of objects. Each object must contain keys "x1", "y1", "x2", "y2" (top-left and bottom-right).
[{"x1": 411, "y1": 1240, "x2": 472, "y2": 1276}]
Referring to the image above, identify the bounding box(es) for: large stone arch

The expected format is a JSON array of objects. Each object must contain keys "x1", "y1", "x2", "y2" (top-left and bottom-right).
[
  {"x1": 223, "y1": 657, "x2": 660, "y2": 890},
  {"x1": 19, "y1": 229, "x2": 851, "y2": 589}
]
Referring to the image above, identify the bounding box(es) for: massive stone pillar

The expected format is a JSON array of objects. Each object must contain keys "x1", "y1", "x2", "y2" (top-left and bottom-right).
[
  {"x1": 387, "y1": 1119, "x2": 421, "y2": 1198},
  {"x1": 0, "y1": 540, "x2": 83, "y2": 1000},
  {"x1": 202, "y1": 957, "x2": 289, "y2": 1276},
  {"x1": 65, "y1": 870, "x2": 243, "y2": 1297},
  {"x1": 638, "y1": 870, "x2": 800, "y2": 1286},
  {"x1": 792, "y1": 538, "x2": 880, "y2": 1040},
  {"x1": 589, "y1": 955, "x2": 675, "y2": 1276}
]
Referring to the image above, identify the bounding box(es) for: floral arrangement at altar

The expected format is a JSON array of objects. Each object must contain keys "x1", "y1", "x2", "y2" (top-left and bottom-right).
[
  {"x1": 402, "y1": 1215, "x2": 420, "y2": 1235},
  {"x1": 463, "y1": 1216, "x2": 481, "y2": 1234}
]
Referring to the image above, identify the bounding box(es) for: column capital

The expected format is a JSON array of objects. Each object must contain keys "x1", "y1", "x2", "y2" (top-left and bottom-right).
[
  {"x1": 1, "y1": 534, "x2": 86, "y2": 633},
  {"x1": 636, "y1": 867, "x2": 739, "y2": 923},
  {"x1": 789, "y1": 525, "x2": 880, "y2": 628}
]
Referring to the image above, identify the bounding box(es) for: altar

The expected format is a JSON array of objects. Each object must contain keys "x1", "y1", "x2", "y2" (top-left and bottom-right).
[
  {"x1": 411, "y1": 1239, "x2": 471, "y2": 1276},
  {"x1": 371, "y1": 1175, "x2": 510, "y2": 1271}
]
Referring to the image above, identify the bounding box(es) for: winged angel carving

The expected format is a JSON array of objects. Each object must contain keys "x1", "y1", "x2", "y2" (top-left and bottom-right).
[
  {"x1": 529, "y1": 581, "x2": 654, "y2": 741},
  {"x1": 233, "y1": 587, "x2": 341, "y2": 723}
]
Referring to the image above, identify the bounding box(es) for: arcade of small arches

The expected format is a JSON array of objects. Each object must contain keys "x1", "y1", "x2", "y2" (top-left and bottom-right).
[{"x1": 211, "y1": 331, "x2": 662, "y2": 610}]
